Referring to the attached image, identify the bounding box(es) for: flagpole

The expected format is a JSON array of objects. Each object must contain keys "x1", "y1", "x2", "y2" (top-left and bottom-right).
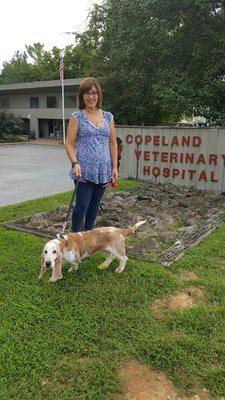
[
  {"x1": 61, "y1": 79, "x2": 65, "y2": 145},
  {"x1": 59, "y1": 51, "x2": 65, "y2": 145}
]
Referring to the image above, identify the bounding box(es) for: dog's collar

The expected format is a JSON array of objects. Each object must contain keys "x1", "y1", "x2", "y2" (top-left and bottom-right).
[{"x1": 56, "y1": 233, "x2": 66, "y2": 240}]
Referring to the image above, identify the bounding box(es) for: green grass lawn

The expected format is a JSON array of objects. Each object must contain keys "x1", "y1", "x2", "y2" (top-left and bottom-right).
[{"x1": 0, "y1": 179, "x2": 225, "y2": 399}]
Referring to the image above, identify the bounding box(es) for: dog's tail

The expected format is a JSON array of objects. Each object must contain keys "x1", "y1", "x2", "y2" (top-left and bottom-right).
[{"x1": 121, "y1": 220, "x2": 146, "y2": 237}]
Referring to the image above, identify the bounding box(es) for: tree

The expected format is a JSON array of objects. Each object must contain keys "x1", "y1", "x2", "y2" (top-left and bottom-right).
[
  {"x1": 0, "y1": 43, "x2": 67, "y2": 83},
  {"x1": 25, "y1": 43, "x2": 64, "y2": 81},
  {"x1": 150, "y1": 0, "x2": 225, "y2": 123},
  {"x1": 63, "y1": 3, "x2": 108, "y2": 78},
  {"x1": 0, "y1": 51, "x2": 38, "y2": 83},
  {"x1": 97, "y1": 0, "x2": 225, "y2": 124}
]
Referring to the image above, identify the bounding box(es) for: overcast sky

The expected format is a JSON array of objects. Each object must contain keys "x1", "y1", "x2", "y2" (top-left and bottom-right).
[{"x1": 0, "y1": 0, "x2": 101, "y2": 71}]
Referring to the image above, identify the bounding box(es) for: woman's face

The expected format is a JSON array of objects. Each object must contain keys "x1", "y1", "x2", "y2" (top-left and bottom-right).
[{"x1": 83, "y1": 85, "x2": 98, "y2": 109}]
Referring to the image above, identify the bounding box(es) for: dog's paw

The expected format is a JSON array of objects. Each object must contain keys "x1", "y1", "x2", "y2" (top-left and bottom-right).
[
  {"x1": 115, "y1": 267, "x2": 123, "y2": 273},
  {"x1": 97, "y1": 263, "x2": 107, "y2": 270},
  {"x1": 50, "y1": 276, "x2": 62, "y2": 283},
  {"x1": 68, "y1": 267, "x2": 78, "y2": 273}
]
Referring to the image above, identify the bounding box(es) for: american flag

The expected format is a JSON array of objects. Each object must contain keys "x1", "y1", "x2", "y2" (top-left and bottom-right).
[{"x1": 59, "y1": 57, "x2": 64, "y2": 83}]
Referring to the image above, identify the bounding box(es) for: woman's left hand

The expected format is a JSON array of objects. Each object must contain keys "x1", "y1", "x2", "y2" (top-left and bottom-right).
[{"x1": 112, "y1": 167, "x2": 119, "y2": 182}]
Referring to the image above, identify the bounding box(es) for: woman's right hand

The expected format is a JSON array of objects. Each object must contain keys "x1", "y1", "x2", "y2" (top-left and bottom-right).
[{"x1": 73, "y1": 163, "x2": 81, "y2": 177}]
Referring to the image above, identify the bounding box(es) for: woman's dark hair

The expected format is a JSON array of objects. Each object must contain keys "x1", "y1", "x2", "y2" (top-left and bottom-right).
[{"x1": 78, "y1": 78, "x2": 102, "y2": 110}]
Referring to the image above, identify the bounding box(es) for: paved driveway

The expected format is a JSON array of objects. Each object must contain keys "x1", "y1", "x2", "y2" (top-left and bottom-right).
[{"x1": 0, "y1": 144, "x2": 74, "y2": 207}]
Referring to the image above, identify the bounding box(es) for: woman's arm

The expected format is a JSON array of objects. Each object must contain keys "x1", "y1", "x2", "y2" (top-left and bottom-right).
[
  {"x1": 109, "y1": 119, "x2": 119, "y2": 181},
  {"x1": 65, "y1": 116, "x2": 81, "y2": 176}
]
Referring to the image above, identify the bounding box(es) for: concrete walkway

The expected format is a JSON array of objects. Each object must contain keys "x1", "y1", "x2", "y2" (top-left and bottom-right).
[{"x1": 0, "y1": 143, "x2": 74, "y2": 207}]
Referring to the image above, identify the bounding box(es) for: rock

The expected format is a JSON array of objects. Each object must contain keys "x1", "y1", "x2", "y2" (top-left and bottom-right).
[
  {"x1": 179, "y1": 225, "x2": 198, "y2": 235},
  {"x1": 28, "y1": 213, "x2": 48, "y2": 228},
  {"x1": 178, "y1": 200, "x2": 189, "y2": 208},
  {"x1": 184, "y1": 210, "x2": 196, "y2": 219},
  {"x1": 160, "y1": 231, "x2": 177, "y2": 244},
  {"x1": 112, "y1": 196, "x2": 124, "y2": 207},
  {"x1": 158, "y1": 214, "x2": 175, "y2": 225},
  {"x1": 184, "y1": 218, "x2": 198, "y2": 227},
  {"x1": 144, "y1": 237, "x2": 159, "y2": 251},
  {"x1": 137, "y1": 195, "x2": 152, "y2": 201},
  {"x1": 144, "y1": 209, "x2": 157, "y2": 218}
]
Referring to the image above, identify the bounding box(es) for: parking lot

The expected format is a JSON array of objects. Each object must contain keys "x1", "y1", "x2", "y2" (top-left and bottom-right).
[{"x1": 0, "y1": 144, "x2": 74, "y2": 207}]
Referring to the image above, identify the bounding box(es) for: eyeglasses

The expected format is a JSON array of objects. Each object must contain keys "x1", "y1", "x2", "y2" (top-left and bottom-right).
[{"x1": 83, "y1": 91, "x2": 98, "y2": 98}]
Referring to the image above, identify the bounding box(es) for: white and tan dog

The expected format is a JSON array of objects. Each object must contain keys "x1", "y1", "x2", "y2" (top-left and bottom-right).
[{"x1": 39, "y1": 220, "x2": 146, "y2": 282}]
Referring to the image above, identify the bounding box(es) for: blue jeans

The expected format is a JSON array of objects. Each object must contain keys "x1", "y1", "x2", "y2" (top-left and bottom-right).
[{"x1": 72, "y1": 181, "x2": 106, "y2": 232}]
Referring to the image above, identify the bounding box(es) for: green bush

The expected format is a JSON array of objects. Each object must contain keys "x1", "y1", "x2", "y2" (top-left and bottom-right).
[{"x1": 0, "y1": 109, "x2": 23, "y2": 139}]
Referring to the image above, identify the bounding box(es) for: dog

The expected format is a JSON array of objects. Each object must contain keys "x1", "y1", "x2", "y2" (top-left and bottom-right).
[{"x1": 39, "y1": 220, "x2": 146, "y2": 282}]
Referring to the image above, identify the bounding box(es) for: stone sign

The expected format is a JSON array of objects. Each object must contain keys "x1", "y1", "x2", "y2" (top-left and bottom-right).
[{"x1": 116, "y1": 126, "x2": 225, "y2": 191}]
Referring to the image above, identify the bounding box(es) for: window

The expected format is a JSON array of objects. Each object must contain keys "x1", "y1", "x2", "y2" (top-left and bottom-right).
[
  {"x1": 30, "y1": 97, "x2": 39, "y2": 108},
  {"x1": 0, "y1": 98, "x2": 9, "y2": 108},
  {"x1": 47, "y1": 96, "x2": 57, "y2": 108}
]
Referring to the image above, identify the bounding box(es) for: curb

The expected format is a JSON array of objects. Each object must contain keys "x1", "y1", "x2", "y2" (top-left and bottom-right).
[{"x1": 0, "y1": 141, "x2": 65, "y2": 147}]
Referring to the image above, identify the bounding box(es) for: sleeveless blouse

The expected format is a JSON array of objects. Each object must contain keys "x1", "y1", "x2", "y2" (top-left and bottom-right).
[{"x1": 69, "y1": 110, "x2": 113, "y2": 184}]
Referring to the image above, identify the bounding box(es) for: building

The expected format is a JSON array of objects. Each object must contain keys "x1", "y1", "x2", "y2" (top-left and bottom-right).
[{"x1": 0, "y1": 79, "x2": 83, "y2": 138}]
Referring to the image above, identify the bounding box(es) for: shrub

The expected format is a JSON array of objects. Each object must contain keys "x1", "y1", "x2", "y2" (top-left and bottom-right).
[{"x1": 0, "y1": 110, "x2": 23, "y2": 139}]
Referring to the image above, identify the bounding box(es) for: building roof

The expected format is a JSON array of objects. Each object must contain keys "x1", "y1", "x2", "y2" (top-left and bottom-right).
[{"x1": 0, "y1": 78, "x2": 83, "y2": 95}]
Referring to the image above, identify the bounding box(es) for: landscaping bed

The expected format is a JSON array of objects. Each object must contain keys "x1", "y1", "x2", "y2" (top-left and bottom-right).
[{"x1": 4, "y1": 181, "x2": 225, "y2": 265}]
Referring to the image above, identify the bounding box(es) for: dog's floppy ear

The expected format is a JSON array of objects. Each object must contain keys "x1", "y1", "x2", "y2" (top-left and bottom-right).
[
  {"x1": 50, "y1": 251, "x2": 63, "y2": 283},
  {"x1": 39, "y1": 254, "x2": 47, "y2": 280}
]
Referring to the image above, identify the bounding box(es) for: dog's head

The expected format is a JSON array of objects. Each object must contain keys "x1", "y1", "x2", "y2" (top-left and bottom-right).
[
  {"x1": 39, "y1": 239, "x2": 64, "y2": 280},
  {"x1": 39, "y1": 235, "x2": 81, "y2": 281},
  {"x1": 42, "y1": 239, "x2": 62, "y2": 269}
]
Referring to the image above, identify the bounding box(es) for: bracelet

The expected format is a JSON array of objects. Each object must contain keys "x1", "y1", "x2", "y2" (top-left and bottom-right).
[{"x1": 71, "y1": 161, "x2": 79, "y2": 168}]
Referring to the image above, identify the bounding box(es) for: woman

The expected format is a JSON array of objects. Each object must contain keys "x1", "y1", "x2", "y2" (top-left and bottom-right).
[{"x1": 66, "y1": 77, "x2": 118, "y2": 232}]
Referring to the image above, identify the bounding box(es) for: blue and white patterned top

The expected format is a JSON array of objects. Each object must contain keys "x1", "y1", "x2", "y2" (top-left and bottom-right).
[{"x1": 69, "y1": 110, "x2": 113, "y2": 184}]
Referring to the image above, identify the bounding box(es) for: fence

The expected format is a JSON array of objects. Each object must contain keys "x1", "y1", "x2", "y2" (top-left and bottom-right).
[{"x1": 115, "y1": 126, "x2": 225, "y2": 192}]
